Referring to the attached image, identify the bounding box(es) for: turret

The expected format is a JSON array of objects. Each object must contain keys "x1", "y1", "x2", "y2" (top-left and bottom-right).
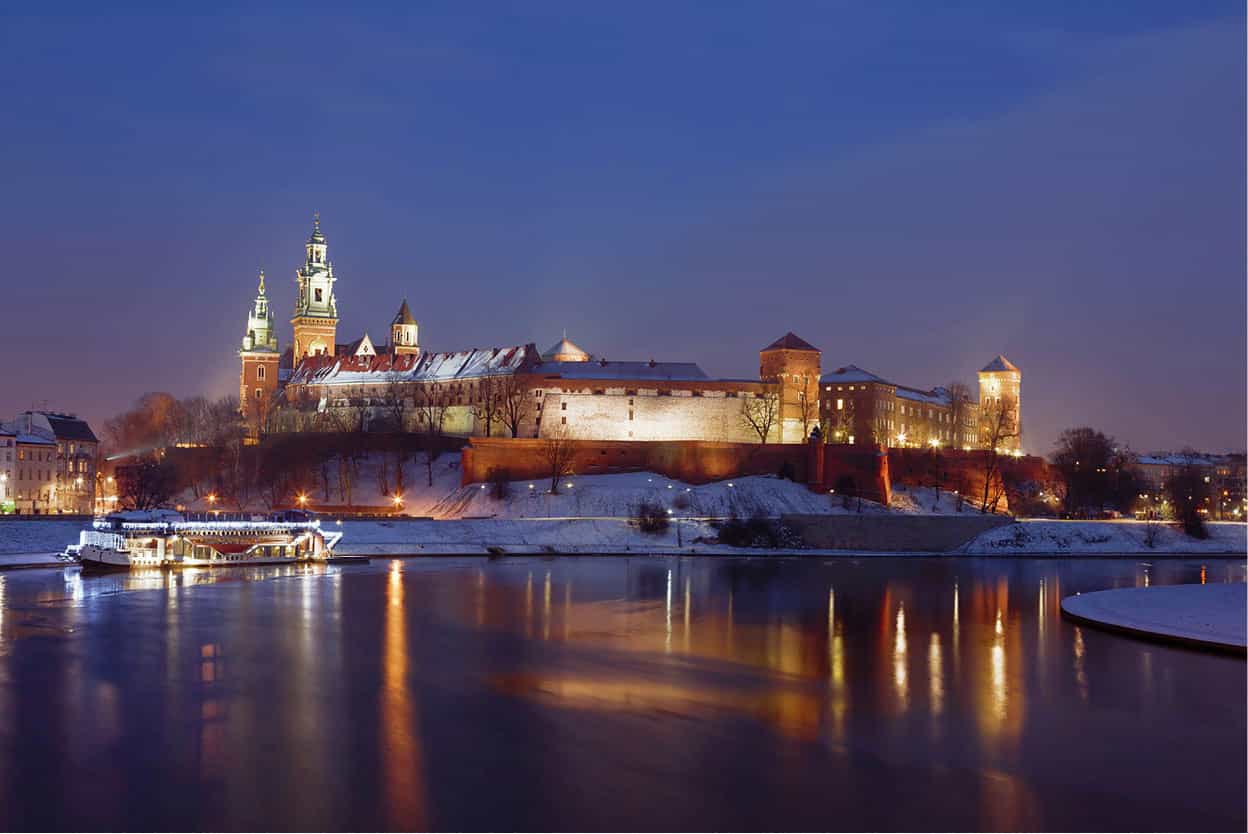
[
  {"x1": 759, "y1": 332, "x2": 821, "y2": 443},
  {"x1": 977, "y1": 355, "x2": 1022, "y2": 453},
  {"x1": 391, "y1": 299, "x2": 420, "y2": 357}
]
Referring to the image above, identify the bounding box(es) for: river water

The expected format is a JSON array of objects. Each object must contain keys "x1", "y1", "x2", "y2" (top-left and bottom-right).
[{"x1": 0, "y1": 555, "x2": 1242, "y2": 831}]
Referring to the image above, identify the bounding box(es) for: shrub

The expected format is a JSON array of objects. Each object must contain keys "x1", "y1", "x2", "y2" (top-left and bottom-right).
[
  {"x1": 714, "y1": 513, "x2": 803, "y2": 549},
  {"x1": 633, "y1": 501, "x2": 670, "y2": 534}
]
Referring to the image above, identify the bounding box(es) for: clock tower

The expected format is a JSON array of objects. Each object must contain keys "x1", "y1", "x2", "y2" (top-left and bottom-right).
[{"x1": 291, "y1": 213, "x2": 339, "y2": 361}]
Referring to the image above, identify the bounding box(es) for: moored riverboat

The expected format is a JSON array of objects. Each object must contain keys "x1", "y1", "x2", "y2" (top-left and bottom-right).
[{"x1": 65, "y1": 510, "x2": 344, "y2": 571}]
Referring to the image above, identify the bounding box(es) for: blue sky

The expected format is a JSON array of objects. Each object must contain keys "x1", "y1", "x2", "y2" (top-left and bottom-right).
[{"x1": 1, "y1": 2, "x2": 1243, "y2": 452}]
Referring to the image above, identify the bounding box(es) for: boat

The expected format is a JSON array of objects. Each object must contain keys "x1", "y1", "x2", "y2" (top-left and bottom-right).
[{"x1": 65, "y1": 509, "x2": 344, "y2": 571}]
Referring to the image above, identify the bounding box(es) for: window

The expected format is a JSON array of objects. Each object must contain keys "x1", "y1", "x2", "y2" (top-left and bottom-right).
[
  {"x1": 561, "y1": 416, "x2": 566, "y2": 425},
  {"x1": 628, "y1": 410, "x2": 634, "y2": 421},
  {"x1": 836, "y1": 398, "x2": 843, "y2": 410},
  {"x1": 314, "y1": 288, "x2": 323, "y2": 303},
  {"x1": 257, "y1": 365, "x2": 266, "y2": 380},
  {"x1": 561, "y1": 402, "x2": 567, "y2": 410},
  {"x1": 255, "y1": 388, "x2": 262, "y2": 400}
]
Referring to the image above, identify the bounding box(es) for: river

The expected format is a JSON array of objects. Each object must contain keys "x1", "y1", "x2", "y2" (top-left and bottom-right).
[{"x1": 0, "y1": 555, "x2": 1242, "y2": 830}]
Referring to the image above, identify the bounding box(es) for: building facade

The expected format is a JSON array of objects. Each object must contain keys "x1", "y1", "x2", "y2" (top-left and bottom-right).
[
  {"x1": 0, "y1": 411, "x2": 98, "y2": 514},
  {"x1": 244, "y1": 217, "x2": 1021, "y2": 451}
]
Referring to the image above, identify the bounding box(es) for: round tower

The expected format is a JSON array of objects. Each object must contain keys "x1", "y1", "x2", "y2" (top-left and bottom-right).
[{"x1": 977, "y1": 355, "x2": 1022, "y2": 453}]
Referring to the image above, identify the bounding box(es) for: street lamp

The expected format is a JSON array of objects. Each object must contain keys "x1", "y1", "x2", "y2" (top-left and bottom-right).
[{"x1": 297, "y1": 493, "x2": 308, "y2": 508}]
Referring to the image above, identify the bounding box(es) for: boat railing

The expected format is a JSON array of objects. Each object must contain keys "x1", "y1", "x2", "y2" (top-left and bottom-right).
[{"x1": 81, "y1": 530, "x2": 126, "y2": 551}]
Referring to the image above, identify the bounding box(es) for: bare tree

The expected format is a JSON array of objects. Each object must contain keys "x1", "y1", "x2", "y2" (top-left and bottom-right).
[
  {"x1": 497, "y1": 374, "x2": 531, "y2": 438},
  {"x1": 415, "y1": 382, "x2": 447, "y2": 487},
  {"x1": 794, "y1": 374, "x2": 818, "y2": 441},
  {"x1": 741, "y1": 390, "x2": 780, "y2": 443},
  {"x1": 115, "y1": 456, "x2": 179, "y2": 510},
  {"x1": 469, "y1": 375, "x2": 503, "y2": 437},
  {"x1": 945, "y1": 381, "x2": 972, "y2": 448},
  {"x1": 541, "y1": 422, "x2": 577, "y2": 494},
  {"x1": 977, "y1": 394, "x2": 1019, "y2": 513},
  {"x1": 827, "y1": 396, "x2": 856, "y2": 444}
]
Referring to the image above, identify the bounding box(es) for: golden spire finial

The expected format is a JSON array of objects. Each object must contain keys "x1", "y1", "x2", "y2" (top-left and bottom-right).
[{"x1": 258, "y1": 269, "x2": 266, "y2": 294}]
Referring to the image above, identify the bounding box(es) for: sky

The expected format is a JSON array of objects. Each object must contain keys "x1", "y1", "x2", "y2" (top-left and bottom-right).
[{"x1": 1, "y1": 2, "x2": 1244, "y2": 454}]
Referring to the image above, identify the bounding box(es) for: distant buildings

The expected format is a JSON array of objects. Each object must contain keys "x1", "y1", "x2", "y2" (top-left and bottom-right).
[
  {"x1": 0, "y1": 411, "x2": 99, "y2": 514},
  {"x1": 240, "y1": 216, "x2": 1022, "y2": 450},
  {"x1": 1136, "y1": 451, "x2": 1246, "y2": 520}
]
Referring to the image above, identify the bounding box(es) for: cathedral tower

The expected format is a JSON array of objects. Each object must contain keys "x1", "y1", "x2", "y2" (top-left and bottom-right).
[
  {"x1": 239, "y1": 270, "x2": 281, "y2": 437},
  {"x1": 390, "y1": 299, "x2": 420, "y2": 357},
  {"x1": 291, "y1": 213, "x2": 339, "y2": 361}
]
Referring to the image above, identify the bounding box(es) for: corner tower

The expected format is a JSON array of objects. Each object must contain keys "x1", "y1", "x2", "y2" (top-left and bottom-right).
[
  {"x1": 239, "y1": 271, "x2": 281, "y2": 437},
  {"x1": 291, "y1": 213, "x2": 339, "y2": 361},
  {"x1": 759, "y1": 332, "x2": 821, "y2": 443},
  {"x1": 390, "y1": 299, "x2": 420, "y2": 357},
  {"x1": 978, "y1": 355, "x2": 1022, "y2": 452}
]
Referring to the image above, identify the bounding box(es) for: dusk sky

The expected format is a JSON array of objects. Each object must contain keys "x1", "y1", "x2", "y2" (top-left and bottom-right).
[{"x1": 2, "y1": 2, "x2": 1243, "y2": 454}]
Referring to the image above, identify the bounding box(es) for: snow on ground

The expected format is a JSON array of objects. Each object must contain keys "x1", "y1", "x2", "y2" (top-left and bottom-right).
[
  {"x1": 887, "y1": 485, "x2": 979, "y2": 515},
  {"x1": 1062, "y1": 583, "x2": 1246, "y2": 650},
  {"x1": 963, "y1": 520, "x2": 1247, "y2": 555},
  {"x1": 425, "y1": 471, "x2": 851, "y2": 520}
]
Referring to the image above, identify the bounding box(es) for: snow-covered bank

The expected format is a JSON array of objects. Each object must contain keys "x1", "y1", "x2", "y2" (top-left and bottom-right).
[
  {"x1": 963, "y1": 520, "x2": 1247, "y2": 555},
  {"x1": 1062, "y1": 583, "x2": 1247, "y2": 652}
]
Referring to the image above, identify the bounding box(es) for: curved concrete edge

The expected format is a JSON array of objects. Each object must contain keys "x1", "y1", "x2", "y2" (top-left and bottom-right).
[{"x1": 1061, "y1": 584, "x2": 1247, "y2": 655}]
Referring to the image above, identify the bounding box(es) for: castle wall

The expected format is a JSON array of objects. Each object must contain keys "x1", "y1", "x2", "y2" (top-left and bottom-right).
[
  {"x1": 461, "y1": 437, "x2": 810, "y2": 487},
  {"x1": 532, "y1": 385, "x2": 762, "y2": 443}
]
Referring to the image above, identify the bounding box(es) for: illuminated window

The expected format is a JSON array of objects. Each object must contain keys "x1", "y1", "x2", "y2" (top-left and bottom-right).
[{"x1": 836, "y1": 398, "x2": 843, "y2": 410}]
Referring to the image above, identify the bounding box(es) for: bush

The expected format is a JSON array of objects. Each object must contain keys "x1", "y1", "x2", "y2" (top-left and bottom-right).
[
  {"x1": 633, "y1": 501, "x2": 670, "y2": 534},
  {"x1": 714, "y1": 513, "x2": 803, "y2": 549},
  {"x1": 487, "y1": 467, "x2": 512, "y2": 501}
]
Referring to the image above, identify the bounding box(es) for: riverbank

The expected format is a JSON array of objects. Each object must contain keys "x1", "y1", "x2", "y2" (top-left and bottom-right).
[{"x1": 1, "y1": 516, "x2": 1243, "y2": 569}]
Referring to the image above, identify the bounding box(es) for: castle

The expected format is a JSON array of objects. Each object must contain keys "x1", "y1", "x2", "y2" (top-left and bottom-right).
[{"x1": 240, "y1": 217, "x2": 1022, "y2": 451}]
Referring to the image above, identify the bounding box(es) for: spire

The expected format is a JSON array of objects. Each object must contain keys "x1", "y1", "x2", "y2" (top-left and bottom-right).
[
  {"x1": 257, "y1": 269, "x2": 266, "y2": 295},
  {"x1": 391, "y1": 298, "x2": 417, "y2": 325},
  {"x1": 309, "y1": 211, "x2": 326, "y2": 243}
]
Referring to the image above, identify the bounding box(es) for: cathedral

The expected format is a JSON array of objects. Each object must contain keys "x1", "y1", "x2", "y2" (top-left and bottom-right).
[{"x1": 239, "y1": 217, "x2": 1022, "y2": 450}]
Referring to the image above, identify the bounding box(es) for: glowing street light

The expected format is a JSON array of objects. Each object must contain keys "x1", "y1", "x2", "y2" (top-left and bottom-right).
[
  {"x1": 297, "y1": 493, "x2": 308, "y2": 508},
  {"x1": 896, "y1": 432, "x2": 908, "y2": 446},
  {"x1": 206, "y1": 493, "x2": 217, "y2": 506}
]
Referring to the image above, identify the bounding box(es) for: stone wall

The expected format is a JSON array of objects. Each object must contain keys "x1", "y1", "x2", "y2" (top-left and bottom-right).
[
  {"x1": 781, "y1": 513, "x2": 1012, "y2": 552},
  {"x1": 533, "y1": 388, "x2": 760, "y2": 443},
  {"x1": 461, "y1": 437, "x2": 809, "y2": 487}
]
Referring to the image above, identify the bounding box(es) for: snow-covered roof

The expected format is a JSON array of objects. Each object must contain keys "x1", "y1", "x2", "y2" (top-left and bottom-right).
[
  {"x1": 1136, "y1": 452, "x2": 1229, "y2": 467},
  {"x1": 15, "y1": 433, "x2": 54, "y2": 445},
  {"x1": 289, "y1": 344, "x2": 537, "y2": 387},
  {"x1": 821, "y1": 365, "x2": 892, "y2": 385},
  {"x1": 531, "y1": 359, "x2": 709, "y2": 382},
  {"x1": 895, "y1": 385, "x2": 951, "y2": 406},
  {"x1": 981, "y1": 355, "x2": 1019, "y2": 373}
]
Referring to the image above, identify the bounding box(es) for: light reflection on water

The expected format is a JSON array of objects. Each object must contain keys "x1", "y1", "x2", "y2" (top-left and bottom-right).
[{"x1": 0, "y1": 555, "x2": 1241, "y2": 831}]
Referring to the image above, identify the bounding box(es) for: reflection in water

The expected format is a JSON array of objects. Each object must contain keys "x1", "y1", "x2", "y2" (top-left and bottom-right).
[
  {"x1": 893, "y1": 603, "x2": 909, "y2": 711},
  {"x1": 382, "y1": 560, "x2": 426, "y2": 828},
  {"x1": 0, "y1": 555, "x2": 1241, "y2": 831}
]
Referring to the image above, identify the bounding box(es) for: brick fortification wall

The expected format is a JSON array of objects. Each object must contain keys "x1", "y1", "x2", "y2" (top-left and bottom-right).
[
  {"x1": 462, "y1": 438, "x2": 809, "y2": 487},
  {"x1": 462, "y1": 437, "x2": 894, "y2": 506}
]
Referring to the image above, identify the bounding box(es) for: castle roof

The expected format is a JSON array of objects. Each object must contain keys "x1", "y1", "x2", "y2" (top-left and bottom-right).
[
  {"x1": 762, "y1": 332, "x2": 819, "y2": 352},
  {"x1": 981, "y1": 355, "x2": 1019, "y2": 373},
  {"x1": 821, "y1": 364, "x2": 892, "y2": 385},
  {"x1": 542, "y1": 336, "x2": 589, "y2": 362},
  {"x1": 531, "y1": 359, "x2": 709, "y2": 382},
  {"x1": 289, "y1": 344, "x2": 538, "y2": 387},
  {"x1": 391, "y1": 299, "x2": 417, "y2": 326}
]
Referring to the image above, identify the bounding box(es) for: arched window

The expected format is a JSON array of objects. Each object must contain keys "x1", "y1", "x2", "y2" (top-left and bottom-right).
[{"x1": 257, "y1": 365, "x2": 266, "y2": 380}]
